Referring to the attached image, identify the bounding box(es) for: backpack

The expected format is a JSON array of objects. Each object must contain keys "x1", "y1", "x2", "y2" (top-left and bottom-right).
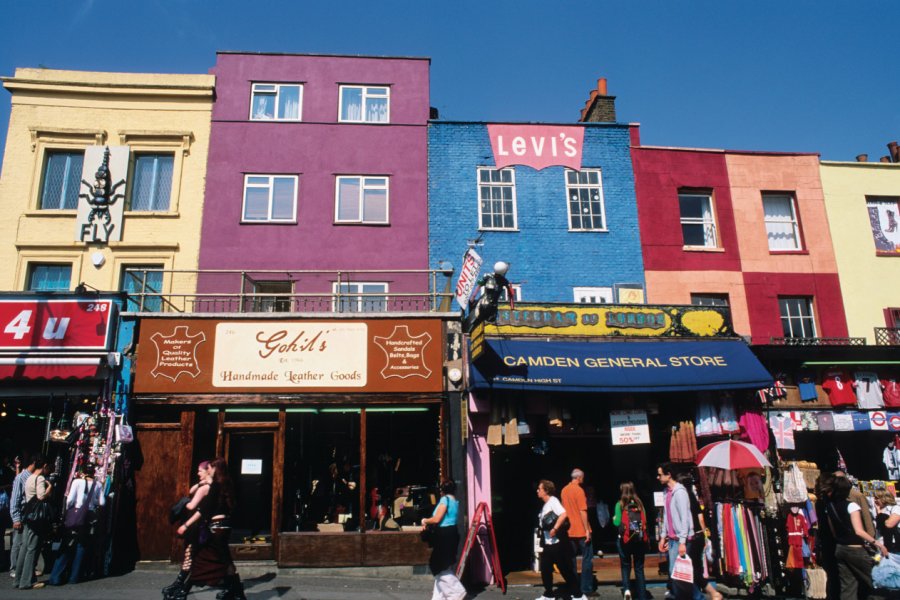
[{"x1": 620, "y1": 502, "x2": 646, "y2": 544}]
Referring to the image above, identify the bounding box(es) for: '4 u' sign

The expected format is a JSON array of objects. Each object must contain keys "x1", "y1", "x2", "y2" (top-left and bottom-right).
[{"x1": 0, "y1": 300, "x2": 114, "y2": 351}]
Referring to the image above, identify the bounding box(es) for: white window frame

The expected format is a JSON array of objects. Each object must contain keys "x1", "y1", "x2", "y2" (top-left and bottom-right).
[
  {"x1": 249, "y1": 83, "x2": 303, "y2": 121},
  {"x1": 338, "y1": 85, "x2": 390, "y2": 123},
  {"x1": 779, "y1": 296, "x2": 817, "y2": 339},
  {"x1": 679, "y1": 191, "x2": 718, "y2": 248},
  {"x1": 334, "y1": 176, "x2": 390, "y2": 224},
  {"x1": 477, "y1": 167, "x2": 518, "y2": 231},
  {"x1": 241, "y1": 175, "x2": 298, "y2": 223},
  {"x1": 574, "y1": 287, "x2": 614, "y2": 304},
  {"x1": 763, "y1": 193, "x2": 802, "y2": 251},
  {"x1": 332, "y1": 281, "x2": 389, "y2": 313},
  {"x1": 565, "y1": 169, "x2": 607, "y2": 231}
]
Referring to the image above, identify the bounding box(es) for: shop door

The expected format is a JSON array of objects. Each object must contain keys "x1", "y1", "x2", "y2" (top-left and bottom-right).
[
  {"x1": 225, "y1": 431, "x2": 275, "y2": 544},
  {"x1": 134, "y1": 423, "x2": 182, "y2": 560}
]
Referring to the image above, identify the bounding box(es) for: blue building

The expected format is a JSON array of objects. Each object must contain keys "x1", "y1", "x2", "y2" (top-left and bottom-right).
[{"x1": 428, "y1": 120, "x2": 645, "y2": 307}]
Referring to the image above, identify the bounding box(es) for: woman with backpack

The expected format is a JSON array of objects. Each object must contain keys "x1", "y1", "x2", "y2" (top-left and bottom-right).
[{"x1": 612, "y1": 481, "x2": 647, "y2": 600}]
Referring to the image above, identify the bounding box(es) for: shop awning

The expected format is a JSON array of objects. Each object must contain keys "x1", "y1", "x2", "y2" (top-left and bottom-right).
[
  {"x1": 470, "y1": 338, "x2": 772, "y2": 392},
  {"x1": 0, "y1": 357, "x2": 104, "y2": 380}
]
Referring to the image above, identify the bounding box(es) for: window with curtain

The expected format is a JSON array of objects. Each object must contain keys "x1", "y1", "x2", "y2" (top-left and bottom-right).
[
  {"x1": 573, "y1": 287, "x2": 613, "y2": 304},
  {"x1": 334, "y1": 176, "x2": 389, "y2": 223},
  {"x1": 40, "y1": 150, "x2": 84, "y2": 210},
  {"x1": 250, "y1": 83, "x2": 302, "y2": 121},
  {"x1": 565, "y1": 169, "x2": 606, "y2": 231},
  {"x1": 28, "y1": 264, "x2": 72, "y2": 291},
  {"x1": 129, "y1": 154, "x2": 174, "y2": 211},
  {"x1": 763, "y1": 194, "x2": 802, "y2": 250},
  {"x1": 242, "y1": 175, "x2": 298, "y2": 222},
  {"x1": 679, "y1": 192, "x2": 717, "y2": 247},
  {"x1": 339, "y1": 86, "x2": 389, "y2": 123},
  {"x1": 690, "y1": 293, "x2": 729, "y2": 307},
  {"x1": 477, "y1": 167, "x2": 517, "y2": 230},
  {"x1": 121, "y1": 266, "x2": 164, "y2": 311},
  {"x1": 779, "y1": 296, "x2": 816, "y2": 338},
  {"x1": 333, "y1": 282, "x2": 388, "y2": 312}
]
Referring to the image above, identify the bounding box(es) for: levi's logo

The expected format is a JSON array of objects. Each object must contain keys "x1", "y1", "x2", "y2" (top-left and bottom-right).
[{"x1": 488, "y1": 124, "x2": 584, "y2": 170}]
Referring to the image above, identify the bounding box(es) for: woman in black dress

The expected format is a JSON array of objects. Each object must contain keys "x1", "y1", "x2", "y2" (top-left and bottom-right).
[{"x1": 175, "y1": 457, "x2": 245, "y2": 600}]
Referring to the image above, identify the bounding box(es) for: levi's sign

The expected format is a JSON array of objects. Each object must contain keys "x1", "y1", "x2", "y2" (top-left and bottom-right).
[
  {"x1": 0, "y1": 299, "x2": 114, "y2": 351},
  {"x1": 487, "y1": 124, "x2": 584, "y2": 170}
]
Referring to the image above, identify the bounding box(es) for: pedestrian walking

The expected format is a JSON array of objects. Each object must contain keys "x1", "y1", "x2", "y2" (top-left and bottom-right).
[
  {"x1": 612, "y1": 481, "x2": 647, "y2": 600},
  {"x1": 823, "y1": 475, "x2": 886, "y2": 600},
  {"x1": 655, "y1": 463, "x2": 701, "y2": 600},
  {"x1": 676, "y1": 474, "x2": 721, "y2": 600},
  {"x1": 420, "y1": 479, "x2": 467, "y2": 600},
  {"x1": 163, "y1": 460, "x2": 211, "y2": 600},
  {"x1": 49, "y1": 463, "x2": 105, "y2": 585},
  {"x1": 561, "y1": 468, "x2": 595, "y2": 596},
  {"x1": 175, "y1": 457, "x2": 246, "y2": 600},
  {"x1": 536, "y1": 479, "x2": 585, "y2": 600},
  {"x1": 8, "y1": 453, "x2": 34, "y2": 580},
  {"x1": 15, "y1": 455, "x2": 51, "y2": 590},
  {"x1": 874, "y1": 489, "x2": 900, "y2": 553}
]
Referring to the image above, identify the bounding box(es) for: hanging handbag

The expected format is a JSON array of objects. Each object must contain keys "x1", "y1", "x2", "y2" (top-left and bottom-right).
[
  {"x1": 782, "y1": 462, "x2": 808, "y2": 503},
  {"x1": 115, "y1": 415, "x2": 134, "y2": 444},
  {"x1": 807, "y1": 566, "x2": 828, "y2": 598}
]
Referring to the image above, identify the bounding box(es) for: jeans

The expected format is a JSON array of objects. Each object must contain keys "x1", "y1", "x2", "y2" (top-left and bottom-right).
[
  {"x1": 540, "y1": 541, "x2": 580, "y2": 599},
  {"x1": 617, "y1": 537, "x2": 646, "y2": 598},
  {"x1": 14, "y1": 524, "x2": 43, "y2": 589},
  {"x1": 666, "y1": 539, "x2": 703, "y2": 600},
  {"x1": 570, "y1": 536, "x2": 594, "y2": 594},
  {"x1": 49, "y1": 533, "x2": 88, "y2": 585},
  {"x1": 835, "y1": 544, "x2": 875, "y2": 600},
  {"x1": 9, "y1": 527, "x2": 23, "y2": 572}
]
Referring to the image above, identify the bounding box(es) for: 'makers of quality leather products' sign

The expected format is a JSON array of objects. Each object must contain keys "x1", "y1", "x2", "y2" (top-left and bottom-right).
[{"x1": 134, "y1": 318, "x2": 444, "y2": 394}]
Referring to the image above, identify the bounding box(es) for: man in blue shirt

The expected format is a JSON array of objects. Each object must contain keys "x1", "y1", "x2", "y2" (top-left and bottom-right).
[{"x1": 9, "y1": 454, "x2": 35, "y2": 578}]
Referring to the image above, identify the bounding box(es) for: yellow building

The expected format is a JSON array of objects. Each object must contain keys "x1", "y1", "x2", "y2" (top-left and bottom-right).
[
  {"x1": 0, "y1": 68, "x2": 214, "y2": 306},
  {"x1": 820, "y1": 160, "x2": 900, "y2": 343}
]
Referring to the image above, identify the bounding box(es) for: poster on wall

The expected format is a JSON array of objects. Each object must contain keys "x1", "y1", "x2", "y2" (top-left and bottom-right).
[
  {"x1": 867, "y1": 198, "x2": 900, "y2": 254},
  {"x1": 610, "y1": 410, "x2": 651, "y2": 445}
]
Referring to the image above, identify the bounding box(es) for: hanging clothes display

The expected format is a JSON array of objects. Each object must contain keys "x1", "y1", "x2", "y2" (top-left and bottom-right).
[
  {"x1": 822, "y1": 368, "x2": 857, "y2": 407},
  {"x1": 886, "y1": 441, "x2": 900, "y2": 481},
  {"x1": 769, "y1": 413, "x2": 795, "y2": 450},
  {"x1": 882, "y1": 374, "x2": 900, "y2": 408},
  {"x1": 738, "y1": 407, "x2": 769, "y2": 453},
  {"x1": 696, "y1": 399, "x2": 722, "y2": 437},
  {"x1": 854, "y1": 371, "x2": 885, "y2": 409},
  {"x1": 784, "y1": 509, "x2": 809, "y2": 569},
  {"x1": 719, "y1": 398, "x2": 740, "y2": 434}
]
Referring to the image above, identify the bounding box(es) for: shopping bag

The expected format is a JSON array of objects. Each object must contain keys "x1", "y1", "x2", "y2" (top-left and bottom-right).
[
  {"x1": 806, "y1": 566, "x2": 828, "y2": 599},
  {"x1": 671, "y1": 554, "x2": 695, "y2": 600}
]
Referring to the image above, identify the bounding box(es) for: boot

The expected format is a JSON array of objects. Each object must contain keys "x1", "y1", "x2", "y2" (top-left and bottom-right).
[
  {"x1": 162, "y1": 570, "x2": 189, "y2": 598},
  {"x1": 215, "y1": 574, "x2": 246, "y2": 600}
]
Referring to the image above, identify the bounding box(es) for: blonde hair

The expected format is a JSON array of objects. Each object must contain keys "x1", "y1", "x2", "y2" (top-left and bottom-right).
[{"x1": 874, "y1": 489, "x2": 896, "y2": 507}]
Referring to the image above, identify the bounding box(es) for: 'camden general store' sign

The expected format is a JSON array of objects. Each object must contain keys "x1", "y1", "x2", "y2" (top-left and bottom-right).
[{"x1": 134, "y1": 318, "x2": 444, "y2": 394}]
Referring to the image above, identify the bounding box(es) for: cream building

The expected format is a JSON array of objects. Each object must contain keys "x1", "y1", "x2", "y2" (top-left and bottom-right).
[
  {"x1": 0, "y1": 68, "x2": 214, "y2": 308},
  {"x1": 820, "y1": 160, "x2": 900, "y2": 343}
]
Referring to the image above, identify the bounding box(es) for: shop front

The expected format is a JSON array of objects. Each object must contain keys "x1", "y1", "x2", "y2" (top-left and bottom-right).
[
  {"x1": 464, "y1": 303, "x2": 774, "y2": 575},
  {"x1": 0, "y1": 292, "x2": 133, "y2": 572},
  {"x1": 130, "y1": 314, "x2": 461, "y2": 567}
]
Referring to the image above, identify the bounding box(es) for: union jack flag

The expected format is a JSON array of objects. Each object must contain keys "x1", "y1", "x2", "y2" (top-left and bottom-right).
[{"x1": 769, "y1": 415, "x2": 795, "y2": 450}]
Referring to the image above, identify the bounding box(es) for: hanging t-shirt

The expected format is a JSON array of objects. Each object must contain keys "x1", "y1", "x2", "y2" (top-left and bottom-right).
[
  {"x1": 816, "y1": 412, "x2": 835, "y2": 431},
  {"x1": 855, "y1": 371, "x2": 885, "y2": 409},
  {"x1": 769, "y1": 414, "x2": 795, "y2": 450},
  {"x1": 822, "y1": 370, "x2": 857, "y2": 407},
  {"x1": 797, "y1": 370, "x2": 818, "y2": 402},
  {"x1": 882, "y1": 376, "x2": 900, "y2": 408},
  {"x1": 832, "y1": 413, "x2": 855, "y2": 431}
]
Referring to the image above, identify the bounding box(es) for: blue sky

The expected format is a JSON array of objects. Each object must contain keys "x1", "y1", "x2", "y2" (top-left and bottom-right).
[{"x1": 1, "y1": 1, "x2": 898, "y2": 167}]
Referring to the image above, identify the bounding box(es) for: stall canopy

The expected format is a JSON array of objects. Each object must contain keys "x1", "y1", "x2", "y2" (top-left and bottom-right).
[
  {"x1": 470, "y1": 338, "x2": 772, "y2": 392},
  {"x1": 0, "y1": 356, "x2": 104, "y2": 380}
]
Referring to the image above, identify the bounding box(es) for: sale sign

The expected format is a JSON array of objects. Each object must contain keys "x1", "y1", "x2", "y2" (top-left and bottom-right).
[
  {"x1": 610, "y1": 410, "x2": 651, "y2": 445},
  {"x1": 487, "y1": 124, "x2": 584, "y2": 170},
  {"x1": 0, "y1": 299, "x2": 115, "y2": 351},
  {"x1": 455, "y1": 248, "x2": 483, "y2": 309}
]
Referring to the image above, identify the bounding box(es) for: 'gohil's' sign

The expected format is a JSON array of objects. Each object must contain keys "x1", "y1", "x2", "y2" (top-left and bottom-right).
[{"x1": 487, "y1": 124, "x2": 584, "y2": 170}]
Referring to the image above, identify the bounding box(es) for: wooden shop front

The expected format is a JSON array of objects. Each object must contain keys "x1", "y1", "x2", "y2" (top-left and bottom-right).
[{"x1": 130, "y1": 314, "x2": 452, "y2": 567}]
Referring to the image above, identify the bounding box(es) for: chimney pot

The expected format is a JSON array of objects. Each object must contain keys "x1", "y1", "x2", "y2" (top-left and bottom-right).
[
  {"x1": 880, "y1": 156, "x2": 892, "y2": 163},
  {"x1": 598, "y1": 78, "x2": 608, "y2": 96},
  {"x1": 888, "y1": 141, "x2": 899, "y2": 163},
  {"x1": 856, "y1": 154, "x2": 868, "y2": 162}
]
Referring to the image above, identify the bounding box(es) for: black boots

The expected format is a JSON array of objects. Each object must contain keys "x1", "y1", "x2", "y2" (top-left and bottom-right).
[
  {"x1": 162, "y1": 570, "x2": 191, "y2": 600},
  {"x1": 215, "y1": 574, "x2": 246, "y2": 600}
]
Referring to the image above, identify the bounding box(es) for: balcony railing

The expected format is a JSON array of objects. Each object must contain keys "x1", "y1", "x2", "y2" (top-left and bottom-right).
[
  {"x1": 875, "y1": 328, "x2": 900, "y2": 346},
  {"x1": 121, "y1": 268, "x2": 455, "y2": 314},
  {"x1": 769, "y1": 336, "x2": 866, "y2": 346}
]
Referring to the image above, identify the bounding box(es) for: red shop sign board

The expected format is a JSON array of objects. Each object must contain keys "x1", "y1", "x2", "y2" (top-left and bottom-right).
[{"x1": 0, "y1": 300, "x2": 115, "y2": 351}]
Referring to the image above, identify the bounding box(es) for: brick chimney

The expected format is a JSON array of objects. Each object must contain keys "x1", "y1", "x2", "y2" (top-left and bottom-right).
[{"x1": 579, "y1": 77, "x2": 617, "y2": 122}]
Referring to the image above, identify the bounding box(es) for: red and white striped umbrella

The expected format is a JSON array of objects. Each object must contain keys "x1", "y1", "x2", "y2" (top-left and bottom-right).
[{"x1": 695, "y1": 440, "x2": 771, "y2": 470}]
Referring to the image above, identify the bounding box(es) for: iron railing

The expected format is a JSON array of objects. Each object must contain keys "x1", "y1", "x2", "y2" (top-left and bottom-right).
[
  {"x1": 875, "y1": 328, "x2": 900, "y2": 346},
  {"x1": 769, "y1": 336, "x2": 866, "y2": 346},
  {"x1": 121, "y1": 268, "x2": 455, "y2": 314}
]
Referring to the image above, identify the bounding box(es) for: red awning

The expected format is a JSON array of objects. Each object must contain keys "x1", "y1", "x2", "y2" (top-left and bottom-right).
[{"x1": 0, "y1": 357, "x2": 103, "y2": 380}]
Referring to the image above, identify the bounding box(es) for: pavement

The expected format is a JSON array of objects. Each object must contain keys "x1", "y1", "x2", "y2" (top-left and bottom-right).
[{"x1": 1, "y1": 565, "x2": 675, "y2": 599}]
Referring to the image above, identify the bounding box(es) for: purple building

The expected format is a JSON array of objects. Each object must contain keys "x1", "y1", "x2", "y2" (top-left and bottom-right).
[{"x1": 197, "y1": 52, "x2": 433, "y2": 311}]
